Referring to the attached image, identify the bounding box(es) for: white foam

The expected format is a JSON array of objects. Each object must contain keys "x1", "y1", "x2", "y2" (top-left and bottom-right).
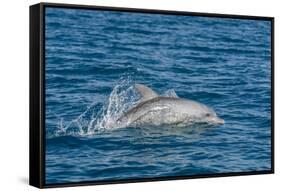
[{"x1": 53, "y1": 77, "x2": 139, "y2": 137}]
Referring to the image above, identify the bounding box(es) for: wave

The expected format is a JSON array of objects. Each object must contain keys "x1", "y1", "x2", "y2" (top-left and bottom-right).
[{"x1": 51, "y1": 77, "x2": 179, "y2": 137}]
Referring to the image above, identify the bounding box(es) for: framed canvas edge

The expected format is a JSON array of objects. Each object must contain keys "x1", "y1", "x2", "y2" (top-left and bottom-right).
[
  {"x1": 29, "y1": 3, "x2": 44, "y2": 188},
  {"x1": 29, "y1": 2, "x2": 275, "y2": 189}
]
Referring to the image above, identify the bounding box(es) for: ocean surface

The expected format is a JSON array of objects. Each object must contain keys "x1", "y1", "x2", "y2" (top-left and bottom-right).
[{"x1": 45, "y1": 7, "x2": 272, "y2": 184}]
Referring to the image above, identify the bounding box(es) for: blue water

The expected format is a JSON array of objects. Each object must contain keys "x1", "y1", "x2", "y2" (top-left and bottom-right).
[{"x1": 45, "y1": 7, "x2": 272, "y2": 184}]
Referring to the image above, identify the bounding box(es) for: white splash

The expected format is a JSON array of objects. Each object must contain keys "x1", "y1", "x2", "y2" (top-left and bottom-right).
[
  {"x1": 163, "y1": 89, "x2": 179, "y2": 98},
  {"x1": 53, "y1": 78, "x2": 140, "y2": 136},
  {"x1": 90, "y1": 83, "x2": 138, "y2": 132}
]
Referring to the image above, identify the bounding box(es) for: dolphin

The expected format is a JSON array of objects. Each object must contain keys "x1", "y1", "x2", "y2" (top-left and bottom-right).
[{"x1": 116, "y1": 84, "x2": 224, "y2": 128}]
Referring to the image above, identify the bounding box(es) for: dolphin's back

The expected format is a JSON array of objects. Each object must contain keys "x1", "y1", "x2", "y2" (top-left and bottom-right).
[{"x1": 117, "y1": 96, "x2": 205, "y2": 127}]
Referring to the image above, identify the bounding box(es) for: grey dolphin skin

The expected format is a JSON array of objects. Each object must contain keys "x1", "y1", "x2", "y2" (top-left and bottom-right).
[{"x1": 117, "y1": 84, "x2": 224, "y2": 128}]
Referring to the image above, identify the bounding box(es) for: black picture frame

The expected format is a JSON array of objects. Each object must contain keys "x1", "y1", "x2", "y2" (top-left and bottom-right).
[{"x1": 30, "y1": 2, "x2": 274, "y2": 189}]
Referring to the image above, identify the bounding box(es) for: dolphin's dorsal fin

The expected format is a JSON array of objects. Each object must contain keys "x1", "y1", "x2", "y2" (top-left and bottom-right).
[{"x1": 135, "y1": 84, "x2": 158, "y2": 102}]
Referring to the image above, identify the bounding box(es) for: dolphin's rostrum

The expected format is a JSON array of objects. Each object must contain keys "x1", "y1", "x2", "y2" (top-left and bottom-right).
[{"x1": 116, "y1": 84, "x2": 224, "y2": 128}]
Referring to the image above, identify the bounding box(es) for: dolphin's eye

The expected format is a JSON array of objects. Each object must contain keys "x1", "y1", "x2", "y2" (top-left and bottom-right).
[{"x1": 206, "y1": 113, "x2": 211, "y2": 117}]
